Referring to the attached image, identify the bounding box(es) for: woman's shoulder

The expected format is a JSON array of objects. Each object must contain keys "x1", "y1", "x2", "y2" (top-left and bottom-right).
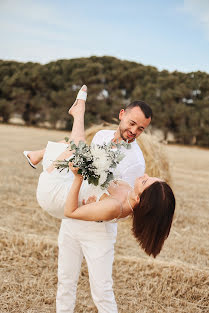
[{"x1": 107, "y1": 180, "x2": 132, "y2": 198}]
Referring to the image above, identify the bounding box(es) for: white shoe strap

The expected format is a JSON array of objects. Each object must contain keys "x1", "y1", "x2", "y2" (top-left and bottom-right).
[{"x1": 76, "y1": 90, "x2": 87, "y2": 101}]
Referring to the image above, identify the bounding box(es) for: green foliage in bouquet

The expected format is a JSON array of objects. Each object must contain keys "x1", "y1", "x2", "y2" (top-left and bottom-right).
[{"x1": 55, "y1": 138, "x2": 131, "y2": 189}]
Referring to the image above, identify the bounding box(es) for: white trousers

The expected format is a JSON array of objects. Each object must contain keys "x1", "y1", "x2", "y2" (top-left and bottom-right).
[{"x1": 56, "y1": 219, "x2": 118, "y2": 313}]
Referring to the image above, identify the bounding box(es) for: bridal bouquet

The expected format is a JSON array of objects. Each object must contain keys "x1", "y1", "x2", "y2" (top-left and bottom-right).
[{"x1": 55, "y1": 138, "x2": 131, "y2": 189}]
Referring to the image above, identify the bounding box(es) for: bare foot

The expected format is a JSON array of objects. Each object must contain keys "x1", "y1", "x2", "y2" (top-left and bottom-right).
[
  {"x1": 27, "y1": 150, "x2": 43, "y2": 165},
  {"x1": 68, "y1": 85, "x2": 87, "y2": 117}
]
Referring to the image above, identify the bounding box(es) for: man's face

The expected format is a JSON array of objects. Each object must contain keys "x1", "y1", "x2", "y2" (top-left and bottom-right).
[{"x1": 118, "y1": 107, "x2": 151, "y2": 143}]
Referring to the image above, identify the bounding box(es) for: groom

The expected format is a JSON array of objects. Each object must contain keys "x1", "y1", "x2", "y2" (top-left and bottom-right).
[
  {"x1": 56, "y1": 100, "x2": 152, "y2": 313},
  {"x1": 24, "y1": 95, "x2": 152, "y2": 312}
]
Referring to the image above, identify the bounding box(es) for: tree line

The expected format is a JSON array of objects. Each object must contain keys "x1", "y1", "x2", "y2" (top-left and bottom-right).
[{"x1": 0, "y1": 56, "x2": 208, "y2": 146}]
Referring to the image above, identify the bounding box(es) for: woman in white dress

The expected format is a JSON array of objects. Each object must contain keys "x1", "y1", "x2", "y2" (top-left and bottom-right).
[{"x1": 28, "y1": 85, "x2": 175, "y2": 258}]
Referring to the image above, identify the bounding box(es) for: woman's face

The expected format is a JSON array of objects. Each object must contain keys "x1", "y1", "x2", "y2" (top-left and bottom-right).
[{"x1": 134, "y1": 174, "x2": 162, "y2": 195}]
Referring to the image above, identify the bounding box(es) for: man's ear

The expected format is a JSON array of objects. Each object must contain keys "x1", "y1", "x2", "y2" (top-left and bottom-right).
[{"x1": 119, "y1": 109, "x2": 125, "y2": 121}]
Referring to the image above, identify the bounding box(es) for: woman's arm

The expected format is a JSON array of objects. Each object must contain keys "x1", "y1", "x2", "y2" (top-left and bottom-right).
[
  {"x1": 65, "y1": 175, "x2": 83, "y2": 214},
  {"x1": 64, "y1": 196, "x2": 120, "y2": 221},
  {"x1": 64, "y1": 162, "x2": 121, "y2": 221}
]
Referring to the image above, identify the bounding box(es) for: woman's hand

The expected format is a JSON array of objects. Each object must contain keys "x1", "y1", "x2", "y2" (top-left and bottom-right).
[{"x1": 69, "y1": 162, "x2": 83, "y2": 180}]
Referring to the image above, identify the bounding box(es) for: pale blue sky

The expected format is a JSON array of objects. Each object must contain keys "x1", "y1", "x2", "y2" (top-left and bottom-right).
[{"x1": 0, "y1": 0, "x2": 209, "y2": 73}]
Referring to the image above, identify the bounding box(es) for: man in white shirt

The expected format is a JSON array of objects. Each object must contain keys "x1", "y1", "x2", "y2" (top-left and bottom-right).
[{"x1": 56, "y1": 100, "x2": 152, "y2": 313}]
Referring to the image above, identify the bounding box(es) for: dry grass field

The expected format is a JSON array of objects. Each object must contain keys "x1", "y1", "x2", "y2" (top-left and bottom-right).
[{"x1": 0, "y1": 124, "x2": 209, "y2": 313}]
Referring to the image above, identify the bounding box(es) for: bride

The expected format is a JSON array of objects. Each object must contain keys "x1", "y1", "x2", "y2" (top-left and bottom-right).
[{"x1": 25, "y1": 85, "x2": 175, "y2": 258}]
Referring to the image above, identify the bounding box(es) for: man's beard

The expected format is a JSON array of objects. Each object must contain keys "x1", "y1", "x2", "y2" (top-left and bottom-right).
[
  {"x1": 119, "y1": 127, "x2": 135, "y2": 143},
  {"x1": 120, "y1": 129, "x2": 127, "y2": 141}
]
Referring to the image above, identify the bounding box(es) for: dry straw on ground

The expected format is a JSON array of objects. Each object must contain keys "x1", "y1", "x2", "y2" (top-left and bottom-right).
[{"x1": 0, "y1": 124, "x2": 209, "y2": 313}]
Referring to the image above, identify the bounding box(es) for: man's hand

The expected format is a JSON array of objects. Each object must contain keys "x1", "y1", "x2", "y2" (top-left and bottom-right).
[{"x1": 82, "y1": 196, "x2": 97, "y2": 205}]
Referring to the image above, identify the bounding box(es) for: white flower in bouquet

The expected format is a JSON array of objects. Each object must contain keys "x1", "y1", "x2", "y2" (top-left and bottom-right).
[
  {"x1": 90, "y1": 144, "x2": 112, "y2": 185},
  {"x1": 55, "y1": 138, "x2": 131, "y2": 189}
]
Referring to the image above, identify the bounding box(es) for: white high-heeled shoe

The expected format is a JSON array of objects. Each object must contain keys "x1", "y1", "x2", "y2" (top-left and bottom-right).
[{"x1": 23, "y1": 151, "x2": 37, "y2": 169}]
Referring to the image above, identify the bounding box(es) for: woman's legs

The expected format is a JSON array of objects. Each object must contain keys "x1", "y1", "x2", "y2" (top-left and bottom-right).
[
  {"x1": 25, "y1": 85, "x2": 87, "y2": 169},
  {"x1": 26, "y1": 141, "x2": 66, "y2": 167},
  {"x1": 46, "y1": 85, "x2": 87, "y2": 173}
]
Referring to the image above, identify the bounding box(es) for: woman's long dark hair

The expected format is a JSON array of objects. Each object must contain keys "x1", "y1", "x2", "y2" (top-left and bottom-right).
[{"x1": 132, "y1": 181, "x2": 175, "y2": 258}]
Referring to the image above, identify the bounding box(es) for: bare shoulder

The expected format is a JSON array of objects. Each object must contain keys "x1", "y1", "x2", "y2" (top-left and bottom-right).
[
  {"x1": 108, "y1": 197, "x2": 123, "y2": 218},
  {"x1": 98, "y1": 197, "x2": 122, "y2": 221}
]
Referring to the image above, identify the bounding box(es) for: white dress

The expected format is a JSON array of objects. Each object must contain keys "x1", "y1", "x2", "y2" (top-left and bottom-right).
[
  {"x1": 36, "y1": 141, "x2": 106, "y2": 219},
  {"x1": 37, "y1": 131, "x2": 145, "y2": 220}
]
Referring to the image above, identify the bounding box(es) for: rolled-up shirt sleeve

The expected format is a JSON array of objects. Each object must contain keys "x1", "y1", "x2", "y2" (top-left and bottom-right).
[{"x1": 120, "y1": 162, "x2": 145, "y2": 188}]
